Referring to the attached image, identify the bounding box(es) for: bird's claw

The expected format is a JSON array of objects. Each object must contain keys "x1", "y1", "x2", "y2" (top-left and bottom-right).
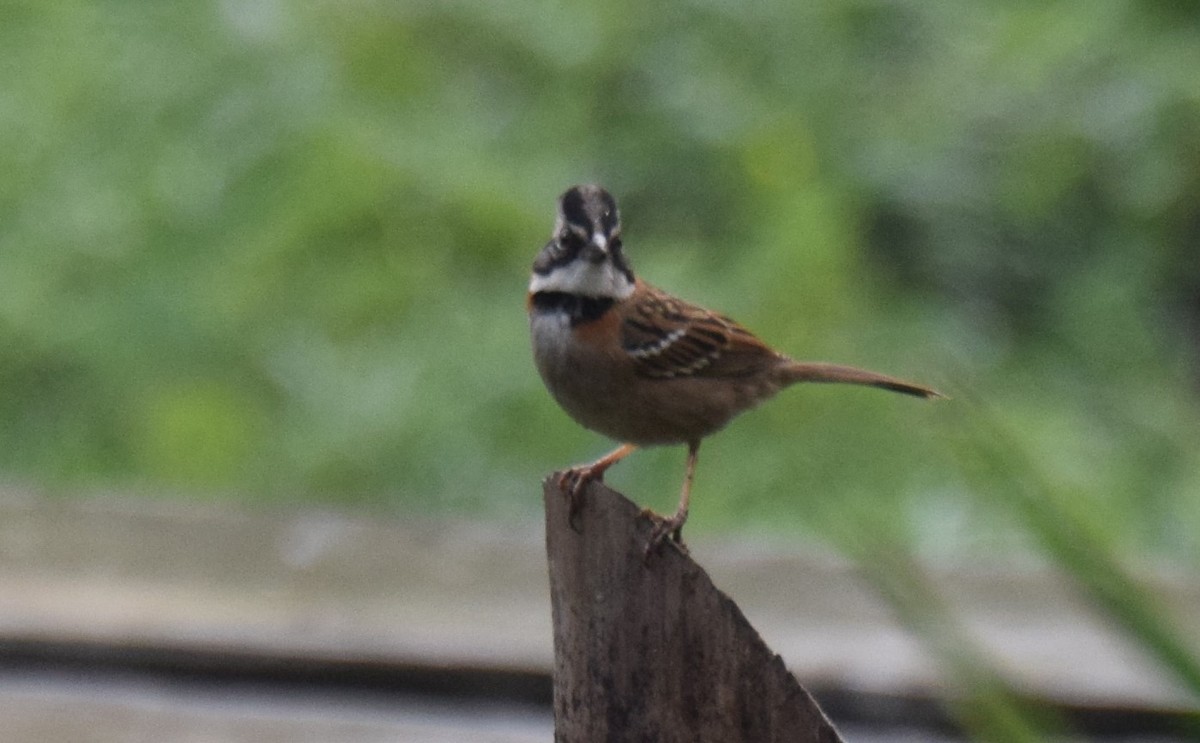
[
  {"x1": 640, "y1": 508, "x2": 688, "y2": 563},
  {"x1": 559, "y1": 466, "x2": 600, "y2": 533}
]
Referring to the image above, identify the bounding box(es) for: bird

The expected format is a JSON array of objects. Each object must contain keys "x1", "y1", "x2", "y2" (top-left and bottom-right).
[{"x1": 527, "y1": 184, "x2": 940, "y2": 556}]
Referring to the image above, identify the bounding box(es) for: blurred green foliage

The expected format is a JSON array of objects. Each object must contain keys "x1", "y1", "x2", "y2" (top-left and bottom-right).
[
  {"x1": 2, "y1": 1, "x2": 1199, "y2": 568},
  {"x1": 5, "y1": 2, "x2": 1200, "y2": 734}
]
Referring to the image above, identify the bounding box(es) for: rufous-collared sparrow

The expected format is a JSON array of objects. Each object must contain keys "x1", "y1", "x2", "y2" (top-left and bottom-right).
[{"x1": 528, "y1": 184, "x2": 940, "y2": 556}]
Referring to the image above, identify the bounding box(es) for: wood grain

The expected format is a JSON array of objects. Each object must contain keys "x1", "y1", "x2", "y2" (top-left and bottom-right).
[{"x1": 544, "y1": 475, "x2": 844, "y2": 743}]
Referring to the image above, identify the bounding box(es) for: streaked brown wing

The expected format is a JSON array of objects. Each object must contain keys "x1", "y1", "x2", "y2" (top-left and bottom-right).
[{"x1": 620, "y1": 285, "x2": 779, "y2": 379}]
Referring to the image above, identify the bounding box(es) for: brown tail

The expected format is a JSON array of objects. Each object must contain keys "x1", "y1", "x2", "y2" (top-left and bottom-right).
[{"x1": 780, "y1": 361, "x2": 942, "y2": 399}]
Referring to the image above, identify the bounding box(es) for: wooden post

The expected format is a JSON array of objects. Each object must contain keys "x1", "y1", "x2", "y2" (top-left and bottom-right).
[{"x1": 545, "y1": 475, "x2": 844, "y2": 743}]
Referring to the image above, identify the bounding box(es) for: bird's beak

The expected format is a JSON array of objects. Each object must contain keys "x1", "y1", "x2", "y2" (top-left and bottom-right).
[{"x1": 583, "y1": 233, "x2": 609, "y2": 264}]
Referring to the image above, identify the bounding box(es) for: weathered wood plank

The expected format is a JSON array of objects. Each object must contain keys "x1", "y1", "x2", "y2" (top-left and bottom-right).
[
  {"x1": 0, "y1": 488, "x2": 1197, "y2": 712},
  {"x1": 545, "y1": 476, "x2": 843, "y2": 742}
]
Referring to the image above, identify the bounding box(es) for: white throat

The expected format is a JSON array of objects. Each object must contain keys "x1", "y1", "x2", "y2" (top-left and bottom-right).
[{"x1": 529, "y1": 261, "x2": 634, "y2": 299}]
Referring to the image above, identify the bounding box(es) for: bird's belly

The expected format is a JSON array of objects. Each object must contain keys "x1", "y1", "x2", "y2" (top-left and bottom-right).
[{"x1": 531, "y1": 311, "x2": 777, "y2": 445}]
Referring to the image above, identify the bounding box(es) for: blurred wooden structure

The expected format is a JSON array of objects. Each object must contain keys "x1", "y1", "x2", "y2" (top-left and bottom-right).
[
  {"x1": 544, "y1": 477, "x2": 843, "y2": 742},
  {"x1": 1, "y1": 488, "x2": 1197, "y2": 740}
]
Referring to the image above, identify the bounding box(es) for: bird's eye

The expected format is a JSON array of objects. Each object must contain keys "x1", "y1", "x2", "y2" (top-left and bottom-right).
[{"x1": 559, "y1": 231, "x2": 584, "y2": 252}]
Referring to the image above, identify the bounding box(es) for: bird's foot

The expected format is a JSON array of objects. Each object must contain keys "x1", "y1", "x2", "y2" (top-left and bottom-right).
[
  {"x1": 640, "y1": 508, "x2": 689, "y2": 563},
  {"x1": 558, "y1": 465, "x2": 604, "y2": 532},
  {"x1": 555, "y1": 444, "x2": 638, "y2": 533}
]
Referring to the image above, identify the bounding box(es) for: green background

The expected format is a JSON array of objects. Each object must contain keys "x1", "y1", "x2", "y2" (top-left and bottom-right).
[
  {"x1": 6, "y1": 3, "x2": 1200, "y2": 736},
  {"x1": 3, "y1": 2, "x2": 1199, "y2": 561}
]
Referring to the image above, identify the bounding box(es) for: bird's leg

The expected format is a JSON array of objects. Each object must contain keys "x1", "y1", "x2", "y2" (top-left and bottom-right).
[
  {"x1": 558, "y1": 443, "x2": 637, "y2": 531},
  {"x1": 644, "y1": 441, "x2": 699, "y2": 560}
]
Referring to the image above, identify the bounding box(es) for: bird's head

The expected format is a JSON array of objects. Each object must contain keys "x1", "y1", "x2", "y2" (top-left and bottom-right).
[{"x1": 529, "y1": 185, "x2": 635, "y2": 300}]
